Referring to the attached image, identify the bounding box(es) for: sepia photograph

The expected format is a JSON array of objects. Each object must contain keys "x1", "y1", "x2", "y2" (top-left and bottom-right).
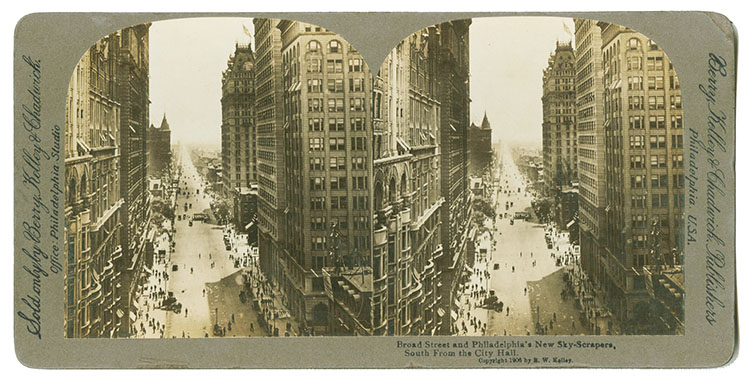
[
  {"x1": 372, "y1": 17, "x2": 684, "y2": 337},
  {"x1": 63, "y1": 15, "x2": 685, "y2": 339}
]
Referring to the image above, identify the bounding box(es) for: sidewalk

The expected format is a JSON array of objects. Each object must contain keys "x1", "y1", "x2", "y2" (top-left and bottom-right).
[
  {"x1": 455, "y1": 230, "x2": 494, "y2": 336},
  {"x1": 244, "y1": 265, "x2": 302, "y2": 336},
  {"x1": 131, "y1": 230, "x2": 172, "y2": 338},
  {"x1": 224, "y1": 224, "x2": 301, "y2": 337}
]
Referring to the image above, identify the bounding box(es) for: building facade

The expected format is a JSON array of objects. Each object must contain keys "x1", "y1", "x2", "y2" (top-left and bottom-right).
[
  {"x1": 433, "y1": 20, "x2": 472, "y2": 335},
  {"x1": 255, "y1": 20, "x2": 373, "y2": 335},
  {"x1": 148, "y1": 114, "x2": 172, "y2": 177},
  {"x1": 599, "y1": 23, "x2": 685, "y2": 329},
  {"x1": 542, "y1": 41, "x2": 578, "y2": 198},
  {"x1": 116, "y1": 24, "x2": 152, "y2": 337},
  {"x1": 468, "y1": 113, "x2": 493, "y2": 176},
  {"x1": 372, "y1": 27, "x2": 444, "y2": 336},
  {"x1": 253, "y1": 18, "x2": 288, "y2": 299},
  {"x1": 574, "y1": 19, "x2": 608, "y2": 290},
  {"x1": 221, "y1": 43, "x2": 256, "y2": 198},
  {"x1": 64, "y1": 32, "x2": 127, "y2": 338}
]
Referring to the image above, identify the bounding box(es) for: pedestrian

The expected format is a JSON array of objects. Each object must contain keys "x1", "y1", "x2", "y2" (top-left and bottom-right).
[
  {"x1": 250, "y1": 322, "x2": 254, "y2": 332},
  {"x1": 512, "y1": 266, "x2": 515, "y2": 273},
  {"x1": 506, "y1": 307, "x2": 510, "y2": 316},
  {"x1": 232, "y1": 313, "x2": 235, "y2": 323},
  {"x1": 185, "y1": 308, "x2": 189, "y2": 318},
  {"x1": 524, "y1": 287, "x2": 527, "y2": 296}
]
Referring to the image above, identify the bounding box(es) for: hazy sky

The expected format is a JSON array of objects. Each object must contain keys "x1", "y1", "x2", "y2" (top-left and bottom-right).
[
  {"x1": 149, "y1": 18, "x2": 254, "y2": 146},
  {"x1": 149, "y1": 17, "x2": 574, "y2": 149},
  {"x1": 470, "y1": 17, "x2": 575, "y2": 149}
]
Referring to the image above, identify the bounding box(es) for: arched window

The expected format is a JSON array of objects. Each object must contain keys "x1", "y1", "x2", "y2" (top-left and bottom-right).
[
  {"x1": 400, "y1": 173, "x2": 407, "y2": 194},
  {"x1": 80, "y1": 173, "x2": 87, "y2": 197},
  {"x1": 389, "y1": 177, "x2": 396, "y2": 203},
  {"x1": 307, "y1": 40, "x2": 320, "y2": 53},
  {"x1": 67, "y1": 176, "x2": 77, "y2": 204},
  {"x1": 628, "y1": 38, "x2": 641, "y2": 50},
  {"x1": 374, "y1": 181, "x2": 384, "y2": 211},
  {"x1": 328, "y1": 40, "x2": 340, "y2": 53}
]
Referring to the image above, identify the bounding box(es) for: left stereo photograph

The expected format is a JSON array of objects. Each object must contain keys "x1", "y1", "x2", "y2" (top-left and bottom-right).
[{"x1": 63, "y1": 18, "x2": 374, "y2": 339}]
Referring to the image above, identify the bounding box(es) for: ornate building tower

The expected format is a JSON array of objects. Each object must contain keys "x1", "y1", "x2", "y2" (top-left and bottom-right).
[
  {"x1": 542, "y1": 41, "x2": 578, "y2": 198},
  {"x1": 221, "y1": 43, "x2": 255, "y2": 197}
]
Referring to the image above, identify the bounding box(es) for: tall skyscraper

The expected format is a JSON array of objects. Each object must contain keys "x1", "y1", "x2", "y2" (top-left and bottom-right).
[
  {"x1": 542, "y1": 41, "x2": 578, "y2": 199},
  {"x1": 373, "y1": 26, "x2": 444, "y2": 336},
  {"x1": 256, "y1": 19, "x2": 372, "y2": 335},
  {"x1": 253, "y1": 18, "x2": 287, "y2": 293},
  {"x1": 116, "y1": 23, "x2": 152, "y2": 337},
  {"x1": 221, "y1": 43, "x2": 256, "y2": 197},
  {"x1": 433, "y1": 19, "x2": 472, "y2": 335},
  {"x1": 574, "y1": 18, "x2": 607, "y2": 292},
  {"x1": 598, "y1": 23, "x2": 684, "y2": 327}
]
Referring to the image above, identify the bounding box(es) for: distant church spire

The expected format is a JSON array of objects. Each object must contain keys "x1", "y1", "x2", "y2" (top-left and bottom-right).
[
  {"x1": 481, "y1": 112, "x2": 491, "y2": 130},
  {"x1": 160, "y1": 113, "x2": 170, "y2": 130}
]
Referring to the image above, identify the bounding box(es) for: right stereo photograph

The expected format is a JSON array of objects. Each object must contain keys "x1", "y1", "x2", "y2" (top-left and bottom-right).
[{"x1": 370, "y1": 17, "x2": 684, "y2": 337}]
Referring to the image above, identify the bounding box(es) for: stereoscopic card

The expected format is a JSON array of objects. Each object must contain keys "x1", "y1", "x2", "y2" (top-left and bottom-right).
[{"x1": 13, "y1": 11, "x2": 737, "y2": 368}]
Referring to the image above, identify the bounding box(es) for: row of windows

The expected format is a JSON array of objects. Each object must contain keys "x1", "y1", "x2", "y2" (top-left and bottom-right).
[
  {"x1": 308, "y1": 58, "x2": 363, "y2": 74},
  {"x1": 628, "y1": 154, "x2": 683, "y2": 169},
  {"x1": 310, "y1": 216, "x2": 370, "y2": 231},
  {"x1": 306, "y1": 98, "x2": 366, "y2": 113},
  {"x1": 309, "y1": 176, "x2": 369, "y2": 191},
  {"x1": 630, "y1": 174, "x2": 684, "y2": 189},
  {"x1": 626, "y1": 115, "x2": 683, "y2": 129},
  {"x1": 626, "y1": 56, "x2": 666, "y2": 71},
  {"x1": 301, "y1": 116, "x2": 363, "y2": 132},
  {"x1": 307, "y1": 40, "x2": 356, "y2": 56},
  {"x1": 630, "y1": 193, "x2": 684, "y2": 211},
  {"x1": 312, "y1": 195, "x2": 368, "y2": 210}
]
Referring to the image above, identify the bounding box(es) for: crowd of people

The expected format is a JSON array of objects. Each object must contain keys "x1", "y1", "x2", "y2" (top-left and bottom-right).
[{"x1": 131, "y1": 233, "x2": 172, "y2": 338}]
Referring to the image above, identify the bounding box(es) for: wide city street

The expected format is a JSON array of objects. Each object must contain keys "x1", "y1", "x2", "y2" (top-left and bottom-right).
[
  {"x1": 133, "y1": 146, "x2": 268, "y2": 338},
  {"x1": 466, "y1": 143, "x2": 588, "y2": 337}
]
